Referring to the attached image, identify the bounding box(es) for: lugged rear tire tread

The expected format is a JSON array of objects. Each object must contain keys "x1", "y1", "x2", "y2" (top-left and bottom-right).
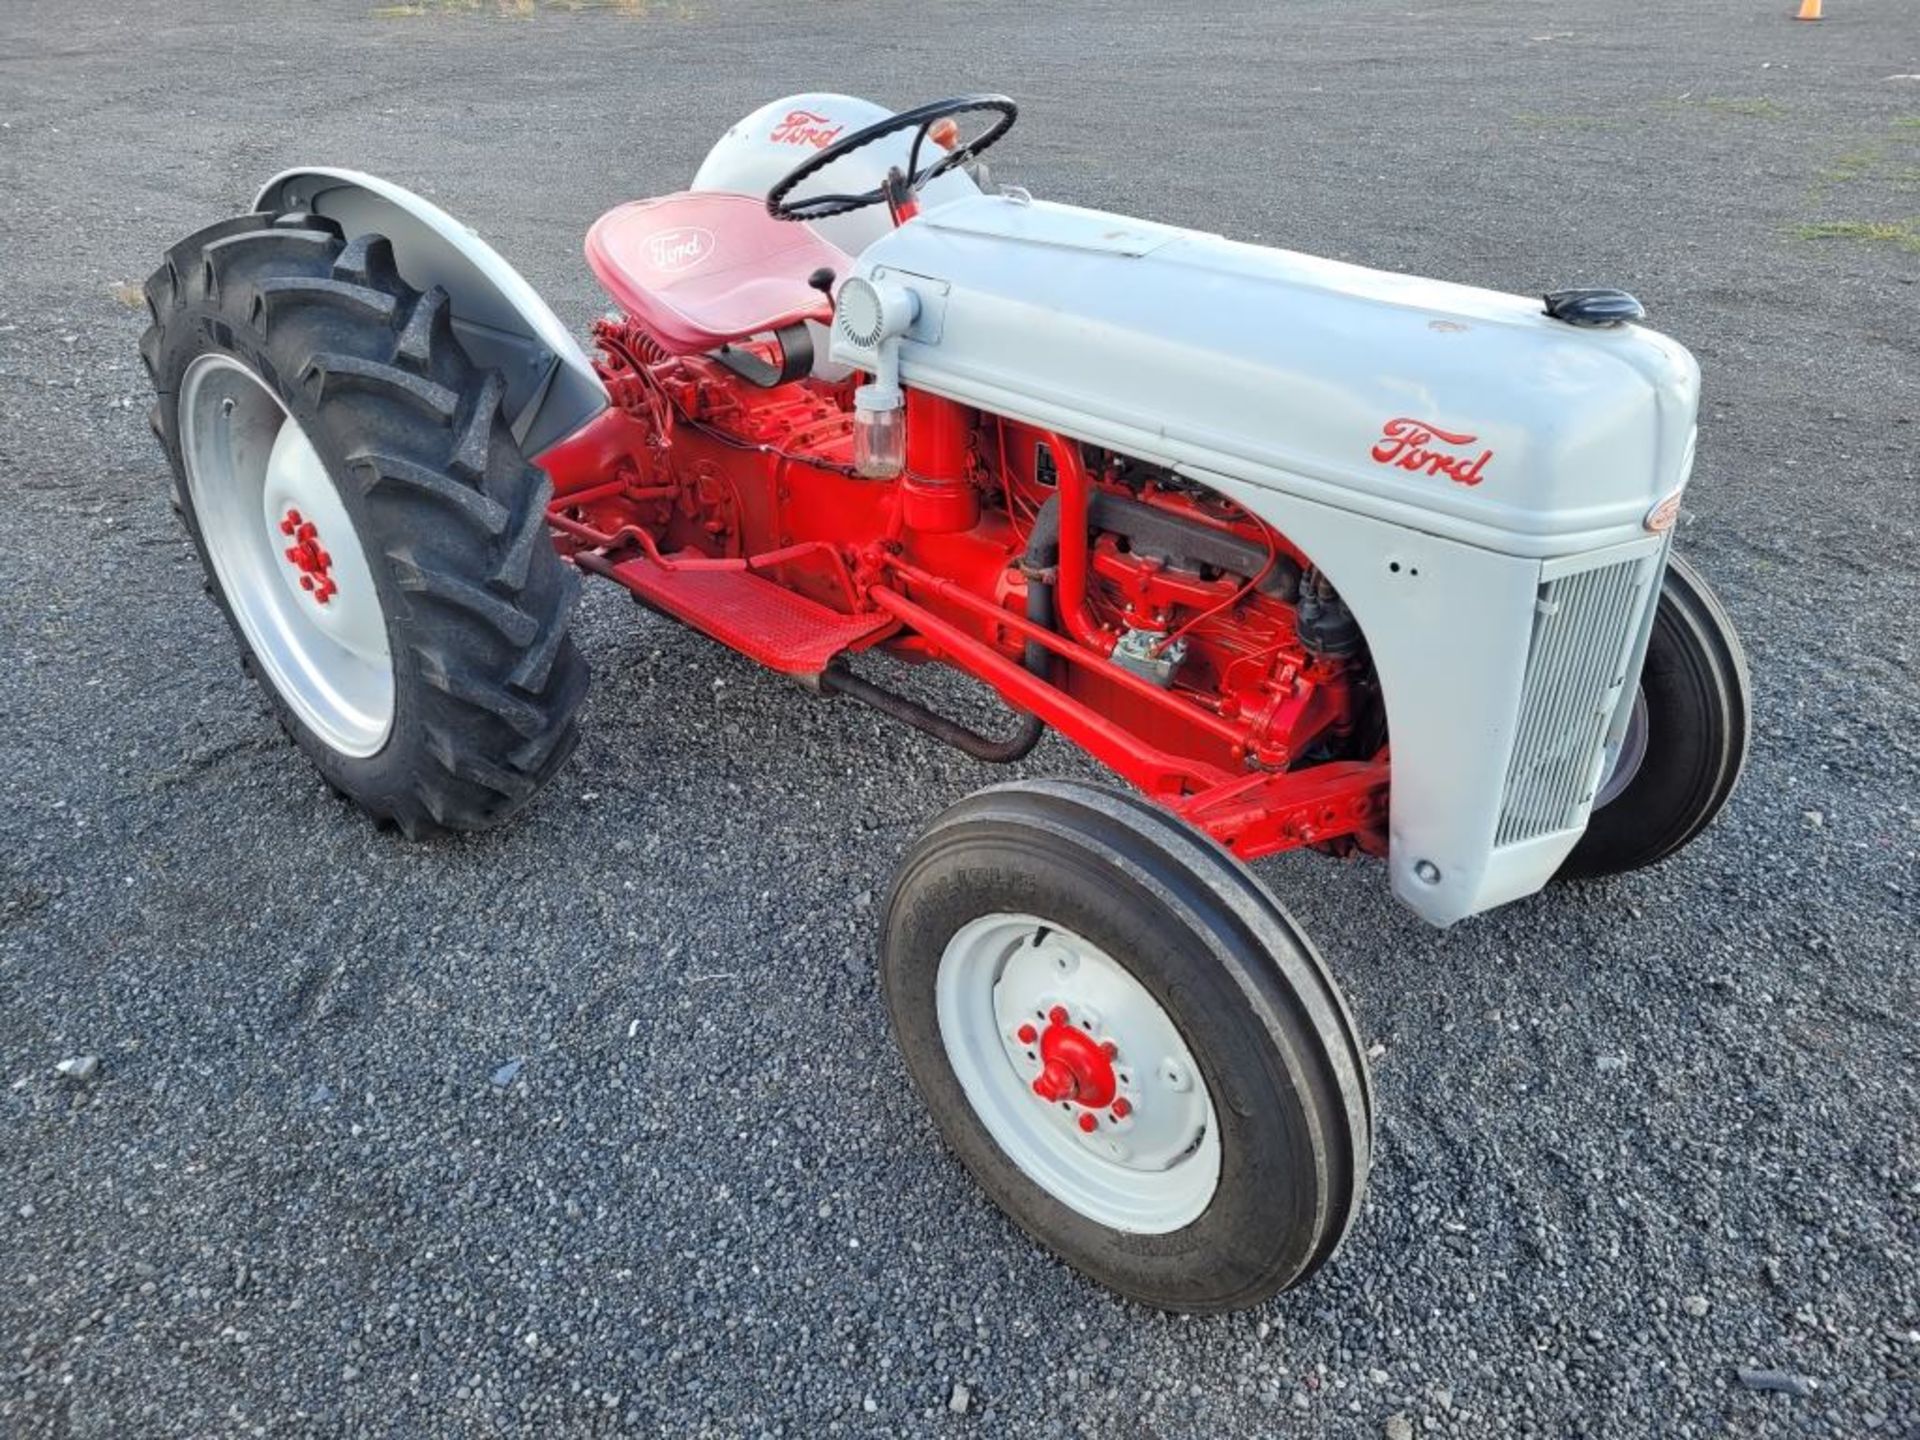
[{"x1": 144, "y1": 209, "x2": 588, "y2": 837}]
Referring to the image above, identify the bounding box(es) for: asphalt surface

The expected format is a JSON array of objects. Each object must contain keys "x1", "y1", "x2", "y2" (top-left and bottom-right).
[{"x1": 2, "y1": 1, "x2": 1917, "y2": 1435}]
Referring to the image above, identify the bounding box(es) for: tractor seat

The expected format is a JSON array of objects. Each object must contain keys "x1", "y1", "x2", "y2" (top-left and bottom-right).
[{"x1": 584, "y1": 192, "x2": 851, "y2": 357}]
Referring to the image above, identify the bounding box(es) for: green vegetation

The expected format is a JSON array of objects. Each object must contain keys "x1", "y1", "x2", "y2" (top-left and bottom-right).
[
  {"x1": 1805, "y1": 118, "x2": 1920, "y2": 215},
  {"x1": 374, "y1": 0, "x2": 677, "y2": 16},
  {"x1": 1792, "y1": 218, "x2": 1920, "y2": 253},
  {"x1": 1512, "y1": 111, "x2": 1616, "y2": 132},
  {"x1": 1695, "y1": 96, "x2": 1788, "y2": 120},
  {"x1": 1819, "y1": 148, "x2": 1881, "y2": 184}
]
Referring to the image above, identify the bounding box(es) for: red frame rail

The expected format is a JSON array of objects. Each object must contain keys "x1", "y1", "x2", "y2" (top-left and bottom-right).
[{"x1": 537, "y1": 361, "x2": 1389, "y2": 862}]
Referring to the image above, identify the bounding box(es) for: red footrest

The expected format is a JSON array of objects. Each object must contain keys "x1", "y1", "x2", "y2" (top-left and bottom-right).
[{"x1": 606, "y1": 555, "x2": 894, "y2": 675}]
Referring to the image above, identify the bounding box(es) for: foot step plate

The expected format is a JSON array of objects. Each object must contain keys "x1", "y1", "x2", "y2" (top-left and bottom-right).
[{"x1": 606, "y1": 557, "x2": 893, "y2": 675}]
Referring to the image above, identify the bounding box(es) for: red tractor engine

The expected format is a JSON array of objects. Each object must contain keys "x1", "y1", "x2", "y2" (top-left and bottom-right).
[{"x1": 539, "y1": 312, "x2": 1388, "y2": 860}]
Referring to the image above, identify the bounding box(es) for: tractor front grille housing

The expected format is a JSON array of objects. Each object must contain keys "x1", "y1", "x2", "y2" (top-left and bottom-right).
[{"x1": 1494, "y1": 548, "x2": 1663, "y2": 848}]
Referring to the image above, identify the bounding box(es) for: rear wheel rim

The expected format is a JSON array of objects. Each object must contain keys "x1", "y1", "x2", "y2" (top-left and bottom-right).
[
  {"x1": 936, "y1": 912, "x2": 1221, "y2": 1233},
  {"x1": 179, "y1": 354, "x2": 394, "y2": 757}
]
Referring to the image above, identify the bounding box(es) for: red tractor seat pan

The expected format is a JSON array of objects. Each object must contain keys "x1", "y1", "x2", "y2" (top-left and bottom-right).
[{"x1": 584, "y1": 192, "x2": 850, "y2": 357}]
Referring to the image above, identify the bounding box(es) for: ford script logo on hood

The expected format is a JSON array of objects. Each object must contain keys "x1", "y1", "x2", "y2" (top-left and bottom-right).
[
  {"x1": 1370, "y1": 417, "x2": 1493, "y2": 487},
  {"x1": 645, "y1": 226, "x2": 715, "y2": 274}
]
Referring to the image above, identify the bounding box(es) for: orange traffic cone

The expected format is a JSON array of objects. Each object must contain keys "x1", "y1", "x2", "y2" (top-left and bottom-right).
[{"x1": 1796, "y1": 0, "x2": 1822, "y2": 19}]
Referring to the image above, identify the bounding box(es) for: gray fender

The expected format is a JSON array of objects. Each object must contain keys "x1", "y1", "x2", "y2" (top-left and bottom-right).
[{"x1": 253, "y1": 168, "x2": 606, "y2": 455}]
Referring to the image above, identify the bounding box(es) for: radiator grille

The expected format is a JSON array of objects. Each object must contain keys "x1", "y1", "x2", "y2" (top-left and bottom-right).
[{"x1": 1495, "y1": 556, "x2": 1653, "y2": 847}]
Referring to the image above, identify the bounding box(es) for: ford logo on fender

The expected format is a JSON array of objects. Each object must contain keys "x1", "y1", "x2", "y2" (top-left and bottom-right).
[
  {"x1": 645, "y1": 226, "x2": 715, "y2": 274},
  {"x1": 1370, "y1": 417, "x2": 1493, "y2": 487},
  {"x1": 770, "y1": 109, "x2": 845, "y2": 148}
]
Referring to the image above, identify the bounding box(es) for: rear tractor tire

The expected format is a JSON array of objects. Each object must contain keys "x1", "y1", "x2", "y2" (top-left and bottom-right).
[
  {"x1": 882, "y1": 779, "x2": 1372, "y2": 1312},
  {"x1": 141, "y1": 211, "x2": 588, "y2": 836},
  {"x1": 1557, "y1": 552, "x2": 1750, "y2": 880}
]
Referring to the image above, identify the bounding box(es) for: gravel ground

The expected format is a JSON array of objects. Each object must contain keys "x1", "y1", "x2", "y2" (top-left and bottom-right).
[{"x1": 3, "y1": 1, "x2": 1917, "y2": 1435}]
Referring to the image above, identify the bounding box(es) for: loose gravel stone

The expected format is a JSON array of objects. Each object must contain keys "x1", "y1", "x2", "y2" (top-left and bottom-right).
[
  {"x1": 1736, "y1": 1368, "x2": 1820, "y2": 1399},
  {"x1": 489, "y1": 1057, "x2": 525, "y2": 1089}
]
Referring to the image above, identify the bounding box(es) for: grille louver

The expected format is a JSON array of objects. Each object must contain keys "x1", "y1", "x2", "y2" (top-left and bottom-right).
[{"x1": 1495, "y1": 554, "x2": 1658, "y2": 847}]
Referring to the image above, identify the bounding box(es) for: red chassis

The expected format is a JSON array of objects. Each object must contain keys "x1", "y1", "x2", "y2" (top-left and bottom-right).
[{"x1": 533, "y1": 317, "x2": 1389, "y2": 862}]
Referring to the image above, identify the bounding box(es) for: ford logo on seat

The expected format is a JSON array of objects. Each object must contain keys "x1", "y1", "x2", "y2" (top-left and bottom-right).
[{"x1": 645, "y1": 226, "x2": 715, "y2": 274}]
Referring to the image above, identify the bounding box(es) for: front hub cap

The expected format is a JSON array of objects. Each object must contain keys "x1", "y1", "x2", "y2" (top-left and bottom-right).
[
  {"x1": 1028, "y1": 1005, "x2": 1119, "y2": 1109},
  {"x1": 179, "y1": 354, "x2": 394, "y2": 757},
  {"x1": 937, "y1": 913, "x2": 1221, "y2": 1232}
]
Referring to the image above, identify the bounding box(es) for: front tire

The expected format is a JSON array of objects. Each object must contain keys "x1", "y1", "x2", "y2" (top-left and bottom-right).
[
  {"x1": 882, "y1": 779, "x2": 1372, "y2": 1312},
  {"x1": 142, "y1": 211, "x2": 588, "y2": 836},
  {"x1": 1558, "y1": 552, "x2": 1750, "y2": 880}
]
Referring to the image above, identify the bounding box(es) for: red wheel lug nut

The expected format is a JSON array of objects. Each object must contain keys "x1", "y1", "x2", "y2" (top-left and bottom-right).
[
  {"x1": 299, "y1": 575, "x2": 314, "y2": 591},
  {"x1": 1016, "y1": 1024, "x2": 1037, "y2": 1046},
  {"x1": 1102, "y1": 1040, "x2": 1118, "y2": 1058},
  {"x1": 1077, "y1": 1113, "x2": 1098, "y2": 1133},
  {"x1": 1111, "y1": 1097, "x2": 1132, "y2": 1118},
  {"x1": 1048, "y1": 1005, "x2": 1069, "y2": 1027}
]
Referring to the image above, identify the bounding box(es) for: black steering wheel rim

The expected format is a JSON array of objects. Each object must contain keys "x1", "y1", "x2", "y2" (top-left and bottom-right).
[{"x1": 765, "y1": 95, "x2": 1018, "y2": 223}]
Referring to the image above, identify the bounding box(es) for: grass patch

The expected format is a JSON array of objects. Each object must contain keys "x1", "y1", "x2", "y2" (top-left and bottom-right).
[
  {"x1": 1810, "y1": 121, "x2": 1920, "y2": 194},
  {"x1": 1792, "y1": 218, "x2": 1920, "y2": 253},
  {"x1": 374, "y1": 0, "x2": 534, "y2": 13},
  {"x1": 108, "y1": 281, "x2": 146, "y2": 309},
  {"x1": 1662, "y1": 95, "x2": 1788, "y2": 121},
  {"x1": 1699, "y1": 96, "x2": 1787, "y2": 120},
  {"x1": 1819, "y1": 147, "x2": 1881, "y2": 183},
  {"x1": 374, "y1": 0, "x2": 671, "y2": 16},
  {"x1": 1513, "y1": 111, "x2": 1616, "y2": 132}
]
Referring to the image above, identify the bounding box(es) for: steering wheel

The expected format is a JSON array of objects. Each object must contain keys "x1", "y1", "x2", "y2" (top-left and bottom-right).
[{"x1": 766, "y1": 95, "x2": 1018, "y2": 223}]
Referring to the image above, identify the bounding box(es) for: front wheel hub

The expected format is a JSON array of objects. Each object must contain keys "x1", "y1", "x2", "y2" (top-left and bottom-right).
[
  {"x1": 1029, "y1": 1005, "x2": 1118, "y2": 1108},
  {"x1": 936, "y1": 914, "x2": 1221, "y2": 1233}
]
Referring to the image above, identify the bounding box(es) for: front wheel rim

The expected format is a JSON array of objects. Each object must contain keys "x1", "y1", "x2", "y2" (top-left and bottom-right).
[
  {"x1": 936, "y1": 913, "x2": 1222, "y2": 1233},
  {"x1": 1595, "y1": 686, "x2": 1650, "y2": 810},
  {"x1": 179, "y1": 353, "x2": 395, "y2": 757}
]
